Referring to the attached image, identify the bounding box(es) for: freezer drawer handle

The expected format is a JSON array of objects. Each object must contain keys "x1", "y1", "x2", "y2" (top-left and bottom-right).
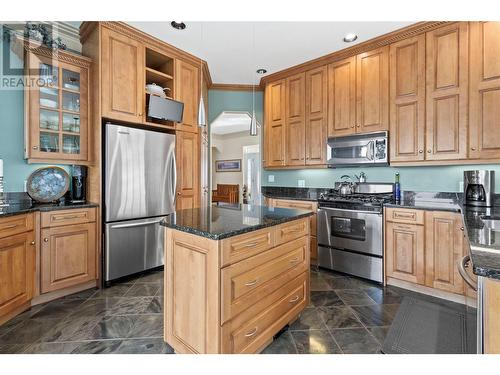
[
  {"x1": 458, "y1": 255, "x2": 478, "y2": 291},
  {"x1": 111, "y1": 220, "x2": 164, "y2": 229}
]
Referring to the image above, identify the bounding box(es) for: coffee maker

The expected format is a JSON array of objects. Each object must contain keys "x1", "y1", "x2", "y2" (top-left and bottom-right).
[
  {"x1": 464, "y1": 170, "x2": 494, "y2": 207},
  {"x1": 71, "y1": 165, "x2": 87, "y2": 203}
]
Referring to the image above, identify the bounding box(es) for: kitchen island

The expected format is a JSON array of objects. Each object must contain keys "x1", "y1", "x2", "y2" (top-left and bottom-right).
[{"x1": 160, "y1": 204, "x2": 313, "y2": 354}]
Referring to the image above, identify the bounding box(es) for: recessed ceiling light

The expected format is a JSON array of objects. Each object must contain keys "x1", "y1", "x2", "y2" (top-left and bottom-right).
[
  {"x1": 171, "y1": 21, "x2": 186, "y2": 30},
  {"x1": 256, "y1": 68, "x2": 267, "y2": 74},
  {"x1": 343, "y1": 33, "x2": 358, "y2": 43}
]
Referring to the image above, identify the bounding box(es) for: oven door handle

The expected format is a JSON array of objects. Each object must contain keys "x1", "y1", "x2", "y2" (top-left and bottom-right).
[{"x1": 318, "y1": 207, "x2": 381, "y2": 215}]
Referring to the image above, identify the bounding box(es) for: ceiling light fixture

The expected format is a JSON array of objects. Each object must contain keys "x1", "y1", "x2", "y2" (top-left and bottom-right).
[
  {"x1": 250, "y1": 25, "x2": 259, "y2": 136},
  {"x1": 198, "y1": 24, "x2": 207, "y2": 128},
  {"x1": 343, "y1": 33, "x2": 358, "y2": 43},
  {"x1": 256, "y1": 68, "x2": 267, "y2": 74},
  {"x1": 171, "y1": 21, "x2": 186, "y2": 30}
]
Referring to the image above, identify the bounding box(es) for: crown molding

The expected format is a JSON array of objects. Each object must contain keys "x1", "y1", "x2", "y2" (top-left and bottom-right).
[
  {"x1": 210, "y1": 83, "x2": 263, "y2": 92},
  {"x1": 80, "y1": 21, "x2": 211, "y2": 82},
  {"x1": 259, "y1": 21, "x2": 451, "y2": 86}
]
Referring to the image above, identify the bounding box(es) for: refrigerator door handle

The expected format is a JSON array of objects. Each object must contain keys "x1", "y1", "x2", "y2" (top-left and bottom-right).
[
  {"x1": 110, "y1": 219, "x2": 164, "y2": 229},
  {"x1": 172, "y1": 149, "x2": 178, "y2": 207}
]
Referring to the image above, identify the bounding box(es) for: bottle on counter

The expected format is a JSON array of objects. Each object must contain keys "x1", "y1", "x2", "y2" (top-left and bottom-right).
[{"x1": 394, "y1": 172, "x2": 401, "y2": 202}]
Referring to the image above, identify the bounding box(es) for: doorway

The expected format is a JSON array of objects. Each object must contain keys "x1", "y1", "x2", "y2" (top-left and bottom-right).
[{"x1": 209, "y1": 111, "x2": 261, "y2": 206}]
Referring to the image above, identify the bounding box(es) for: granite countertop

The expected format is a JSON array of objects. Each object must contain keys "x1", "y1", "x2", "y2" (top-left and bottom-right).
[
  {"x1": 461, "y1": 204, "x2": 500, "y2": 280},
  {"x1": 384, "y1": 191, "x2": 462, "y2": 212},
  {"x1": 0, "y1": 193, "x2": 98, "y2": 218},
  {"x1": 261, "y1": 186, "x2": 327, "y2": 202},
  {"x1": 160, "y1": 204, "x2": 313, "y2": 240}
]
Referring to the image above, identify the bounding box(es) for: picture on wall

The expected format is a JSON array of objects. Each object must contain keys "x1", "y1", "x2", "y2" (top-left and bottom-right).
[{"x1": 215, "y1": 159, "x2": 241, "y2": 172}]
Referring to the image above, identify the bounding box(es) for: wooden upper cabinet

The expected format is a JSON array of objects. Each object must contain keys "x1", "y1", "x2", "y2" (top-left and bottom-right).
[
  {"x1": 176, "y1": 131, "x2": 199, "y2": 210},
  {"x1": 328, "y1": 56, "x2": 356, "y2": 136},
  {"x1": 424, "y1": 211, "x2": 465, "y2": 294},
  {"x1": 469, "y1": 21, "x2": 500, "y2": 160},
  {"x1": 305, "y1": 66, "x2": 328, "y2": 165},
  {"x1": 101, "y1": 27, "x2": 145, "y2": 123},
  {"x1": 425, "y1": 23, "x2": 468, "y2": 161},
  {"x1": 175, "y1": 60, "x2": 200, "y2": 133},
  {"x1": 285, "y1": 73, "x2": 306, "y2": 166},
  {"x1": 385, "y1": 221, "x2": 425, "y2": 285},
  {"x1": 389, "y1": 35, "x2": 426, "y2": 162},
  {"x1": 26, "y1": 50, "x2": 91, "y2": 163},
  {"x1": 265, "y1": 80, "x2": 286, "y2": 167},
  {"x1": 356, "y1": 46, "x2": 389, "y2": 133}
]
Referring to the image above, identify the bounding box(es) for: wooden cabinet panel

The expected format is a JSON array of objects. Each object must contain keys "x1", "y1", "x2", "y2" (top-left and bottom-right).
[
  {"x1": 424, "y1": 211, "x2": 465, "y2": 294},
  {"x1": 390, "y1": 35, "x2": 426, "y2": 162},
  {"x1": 356, "y1": 46, "x2": 389, "y2": 133},
  {"x1": 176, "y1": 130, "x2": 199, "y2": 210},
  {"x1": 0, "y1": 231, "x2": 35, "y2": 324},
  {"x1": 175, "y1": 60, "x2": 200, "y2": 133},
  {"x1": 221, "y1": 226, "x2": 275, "y2": 267},
  {"x1": 40, "y1": 223, "x2": 96, "y2": 293},
  {"x1": 305, "y1": 66, "x2": 327, "y2": 165},
  {"x1": 484, "y1": 277, "x2": 500, "y2": 354},
  {"x1": 469, "y1": 21, "x2": 500, "y2": 159},
  {"x1": 385, "y1": 222, "x2": 425, "y2": 284},
  {"x1": 385, "y1": 207, "x2": 425, "y2": 225},
  {"x1": 275, "y1": 218, "x2": 309, "y2": 246},
  {"x1": 41, "y1": 208, "x2": 96, "y2": 228},
  {"x1": 285, "y1": 73, "x2": 306, "y2": 166},
  {"x1": 0, "y1": 214, "x2": 34, "y2": 240},
  {"x1": 328, "y1": 57, "x2": 357, "y2": 136},
  {"x1": 101, "y1": 27, "x2": 144, "y2": 123},
  {"x1": 265, "y1": 80, "x2": 286, "y2": 167},
  {"x1": 425, "y1": 23, "x2": 468, "y2": 160}
]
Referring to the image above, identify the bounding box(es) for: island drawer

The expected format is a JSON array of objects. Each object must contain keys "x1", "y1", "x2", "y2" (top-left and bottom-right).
[
  {"x1": 0, "y1": 214, "x2": 34, "y2": 239},
  {"x1": 221, "y1": 236, "x2": 309, "y2": 323},
  {"x1": 220, "y1": 226, "x2": 275, "y2": 266},
  {"x1": 275, "y1": 218, "x2": 309, "y2": 245},
  {"x1": 385, "y1": 207, "x2": 424, "y2": 225},
  {"x1": 41, "y1": 208, "x2": 96, "y2": 228},
  {"x1": 271, "y1": 199, "x2": 317, "y2": 211},
  {"x1": 221, "y1": 272, "x2": 308, "y2": 354}
]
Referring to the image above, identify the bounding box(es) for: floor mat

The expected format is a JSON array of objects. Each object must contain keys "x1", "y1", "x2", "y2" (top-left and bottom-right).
[{"x1": 382, "y1": 297, "x2": 477, "y2": 354}]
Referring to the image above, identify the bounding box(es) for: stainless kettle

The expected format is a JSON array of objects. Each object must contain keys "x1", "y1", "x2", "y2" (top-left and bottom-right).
[{"x1": 338, "y1": 175, "x2": 355, "y2": 196}]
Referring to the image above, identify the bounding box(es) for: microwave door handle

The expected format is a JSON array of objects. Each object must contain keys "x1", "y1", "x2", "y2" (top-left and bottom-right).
[{"x1": 366, "y1": 141, "x2": 375, "y2": 161}]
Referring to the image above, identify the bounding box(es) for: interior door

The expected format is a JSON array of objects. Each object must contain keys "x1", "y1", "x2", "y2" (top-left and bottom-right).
[
  {"x1": 356, "y1": 46, "x2": 389, "y2": 133},
  {"x1": 389, "y1": 35, "x2": 426, "y2": 162},
  {"x1": 425, "y1": 23, "x2": 468, "y2": 161},
  {"x1": 328, "y1": 57, "x2": 356, "y2": 136}
]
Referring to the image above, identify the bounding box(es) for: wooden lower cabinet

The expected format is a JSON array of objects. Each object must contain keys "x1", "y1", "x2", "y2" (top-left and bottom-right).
[
  {"x1": 385, "y1": 221, "x2": 425, "y2": 284},
  {"x1": 265, "y1": 198, "x2": 318, "y2": 264},
  {"x1": 385, "y1": 208, "x2": 466, "y2": 296},
  {"x1": 41, "y1": 222, "x2": 97, "y2": 293},
  {"x1": 164, "y1": 218, "x2": 310, "y2": 353},
  {"x1": 0, "y1": 230, "x2": 36, "y2": 325},
  {"x1": 484, "y1": 277, "x2": 500, "y2": 354}
]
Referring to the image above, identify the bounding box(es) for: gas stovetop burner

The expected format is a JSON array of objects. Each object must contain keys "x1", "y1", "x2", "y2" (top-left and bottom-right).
[{"x1": 318, "y1": 191, "x2": 394, "y2": 211}]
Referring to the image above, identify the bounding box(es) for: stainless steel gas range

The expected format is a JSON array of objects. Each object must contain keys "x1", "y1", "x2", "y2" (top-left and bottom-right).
[{"x1": 317, "y1": 183, "x2": 394, "y2": 283}]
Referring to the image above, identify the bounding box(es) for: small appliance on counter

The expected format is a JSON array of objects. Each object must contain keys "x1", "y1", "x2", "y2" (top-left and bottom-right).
[
  {"x1": 464, "y1": 170, "x2": 494, "y2": 207},
  {"x1": 71, "y1": 165, "x2": 87, "y2": 203}
]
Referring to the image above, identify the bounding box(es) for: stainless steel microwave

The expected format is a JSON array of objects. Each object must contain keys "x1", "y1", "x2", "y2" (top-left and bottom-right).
[{"x1": 326, "y1": 131, "x2": 389, "y2": 167}]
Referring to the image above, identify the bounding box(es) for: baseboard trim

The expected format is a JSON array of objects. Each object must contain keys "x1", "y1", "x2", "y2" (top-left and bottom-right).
[{"x1": 31, "y1": 280, "x2": 97, "y2": 306}]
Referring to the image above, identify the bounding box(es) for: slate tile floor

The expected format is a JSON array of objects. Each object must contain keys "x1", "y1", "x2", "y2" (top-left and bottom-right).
[{"x1": 0, "y1": 267, "x2": 469, "y2": 354}]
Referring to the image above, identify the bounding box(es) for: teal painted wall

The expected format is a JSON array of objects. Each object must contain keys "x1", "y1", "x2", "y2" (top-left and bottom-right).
[
  {"x1": 208, "y1": 89, "x2": 263, "y2": 124},
  {"x1": 208, "y1": 89, "x2": 500, "y2": 193},
  {"x1": 0, "y1": 32, "x2": 68, "y2": 192},
  {"x1": 262, "y1": 165, "x2": 500, "y2": 193}
]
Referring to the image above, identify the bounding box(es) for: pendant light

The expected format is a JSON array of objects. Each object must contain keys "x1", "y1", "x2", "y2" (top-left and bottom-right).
[
  {"x1": 250, "y1": 23, "x2": 258, "y2": 136},
  {"x1": 198, "y1": 23, "x2": 207, "y2": 127}
]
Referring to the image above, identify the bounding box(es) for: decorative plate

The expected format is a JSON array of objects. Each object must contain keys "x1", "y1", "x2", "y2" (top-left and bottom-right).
[{"x1": 27, "y1": 166, "x2": 70, "y2": 203}]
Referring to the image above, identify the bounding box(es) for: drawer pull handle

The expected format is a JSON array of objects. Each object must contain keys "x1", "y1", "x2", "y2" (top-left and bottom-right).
[
  {"x1": 284, "y1": 228, "x2": 302, "y2": 234},
  {"x1": 244, "y1": 242, "x2": 259, "y2": 247},
  {"x1": 394, "y1": 213, "x2": 415, "y2": 219},
  {"x1": 53, "y1": 214, "x2": 84, "y2": 221},
  {"x1": 244, "y1": 279, "x2": 259, "y2": 287},
  {"x1": 2, "y1": 224, "x2": 18, "y2": 229},
  {"x1": 289, "y1": 295, "x2": 300, "y2": 303},
  {"x1": 244, "y1": 327, "x2": 258, "y2": 337},
  {"x1": 290, "y1": 257, "x2": 300, "y2": 264}
]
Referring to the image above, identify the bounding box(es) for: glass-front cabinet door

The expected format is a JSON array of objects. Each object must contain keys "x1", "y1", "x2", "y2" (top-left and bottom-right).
[{"x1": 26, "y1": 50, "x2": 91, "y2": 163}]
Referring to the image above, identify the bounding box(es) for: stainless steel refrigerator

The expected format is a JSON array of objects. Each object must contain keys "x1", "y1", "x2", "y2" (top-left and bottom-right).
[{"x1": 104, "y1": 123, "x2": 176, "y2": 282}]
